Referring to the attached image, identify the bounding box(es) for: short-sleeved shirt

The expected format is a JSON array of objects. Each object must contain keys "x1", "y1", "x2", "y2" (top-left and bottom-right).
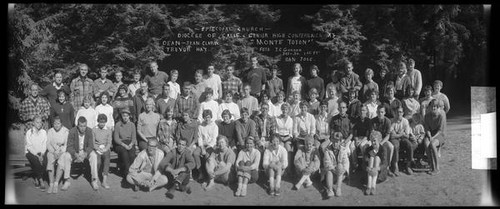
[
  {"x1": 424, "y1": 111, "x2": 445, "y2": 137},
  {"x1": 390, "y1": 117, "x2": 411, "y2": 138}
]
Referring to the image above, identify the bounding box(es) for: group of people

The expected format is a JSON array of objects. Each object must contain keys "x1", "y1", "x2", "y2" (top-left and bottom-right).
[{"x1": 20, "y1": 55, "x2": 450, "y2": 199}]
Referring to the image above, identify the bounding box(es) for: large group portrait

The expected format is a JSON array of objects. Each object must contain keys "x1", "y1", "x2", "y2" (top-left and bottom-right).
[{"x1": 5, "y1": 3, "x2": 497, "y2": 206}]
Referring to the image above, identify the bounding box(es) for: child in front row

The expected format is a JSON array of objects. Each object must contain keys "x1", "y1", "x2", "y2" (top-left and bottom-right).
[{"x1": 364, "y1": 130, "x2": 388, "y2": 196}]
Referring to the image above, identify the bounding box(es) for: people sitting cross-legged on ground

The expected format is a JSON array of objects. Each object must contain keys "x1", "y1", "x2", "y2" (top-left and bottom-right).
[
  {"x1": 126, "y1": 138, "x2": 168, "y2": 192},
  {"x1": 293, "y1": 135, "x2": 320, "y2": 191},
  {"x1": 161, "y1": 138, "x2": 196, "y2": 199},
  {"x1": 364, "y1": 130, "x2": 388, "y2": 196}
]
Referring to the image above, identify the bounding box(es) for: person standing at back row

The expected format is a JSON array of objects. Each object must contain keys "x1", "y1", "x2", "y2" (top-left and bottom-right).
[
  {"x1": 406, "y1": 59, "x2": 422, "y2": 99},
  {"x1": 143, "y1": 61, "x2": 169, "y2": 99},
  {"x1": 339, "y1": 59, "x2": 362, "y2": 102},
  {"x1": 204, "y1": 65, "x2": 223, "y2": 101},
  {"x1": 245, "y1": 56, "x2": 267, "y2": 98}
]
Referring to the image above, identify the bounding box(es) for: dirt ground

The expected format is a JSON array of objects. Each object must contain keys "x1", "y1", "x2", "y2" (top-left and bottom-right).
[{"x1": 4, "y1": 115, "x2": 491, "y2": 206}]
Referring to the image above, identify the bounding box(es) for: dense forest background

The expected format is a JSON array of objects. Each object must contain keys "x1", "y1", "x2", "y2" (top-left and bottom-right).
[{"x1": 8, "y1": 4, "x2": 491, "y2": 125}]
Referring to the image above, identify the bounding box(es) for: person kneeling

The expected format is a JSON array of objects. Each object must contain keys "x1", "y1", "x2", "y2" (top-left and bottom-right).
[
  {"x1": 126, "y1": 139, "x2": 168, "y2": 192},
  {"x1": 293, "y1": 135, "x2": 320, "y2": 190},
  {"x1": 161, "y1": 138, "x2": 196, "y2": 199},
  {"x1": 263, "y1": 135, "x2": 288, "y2": 196},
  {"x1": 203, "y1": 135, "x2": 236, "y2": 190},
  {"x1": 323, "y1": 132, "x2": 350, "y2": 197},
  {"x1": 235, "y1": 137, "x2": 261, "y2": 197}
]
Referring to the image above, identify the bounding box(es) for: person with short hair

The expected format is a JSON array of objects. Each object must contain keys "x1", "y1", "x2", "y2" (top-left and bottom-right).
[
  {"x1": 263, "y1": 135, "x2": 288, "y2": 196},
  {"x1": 351, "y1": 104, "x2": 372, "y2": 170},
  {"x1": 168, "y1": 69, "x2": 181, "y2": 100},
  {"x1": 70, "y1": 63, "x2": 95, "y2": 110},
  {"x1": 361, "y1": 68, "x2": 379, "y2": 103},
  {"x1": 40, "y1": 69, "x2": 71, "y2": 107},
  {"x1": 132, "y1": 81, "x2": 154, "y2": 122},
  {"x1": 419, "y1": 85, "x2": 434, "y2": 119},
  {"x1": 275, "y1": 103, "x2": 294, "y2": 152},
  {"x1": 197, "y1": 88, "x2": 219, "y2": 123},
  {"x1": 112, "y1": 84, "x2": 135, "y2": 123},
  {"x1": 143, "y1": 61, "x2": 169, "y2": 98},
  {"x1": 288, "y1": 90, "x2": 302, "y2": 117},
  {"x1": 162, "y1": 138, "x2": 196, "y2": 199},
  {"x1": 245, "y1": 56, "x2": 267, "y2": 98},
  {"x1": 20, "y1": 83, "x2": 51, "y2": 130},
  {"x1": 46, "y1": 116, "x2": 69, "y2": 194},
  {"x1": 128, "y1": 69, "x2": 142, "y2": 97},
  {"x1": 61, "y1": 116, "x2": 97, "y2": 191},
  {"x1": 382, "y1": 85, "x2": 402, "y2": 119},
  {"x1": 364, "y1": 130, "x2": 388, "y2": 195},
  {"x1": 252, "y1": 101, "x2": 276, "y2": 151},
  {"x1": 293, "y1": 101, "x2": 316, "y2": 149},
  {"x1": 204, "y1": 65, "x2": 223, "y2": 101},
  {"x1": 266, "y1": 65, "x2": 284, "y2": 100},
  {"x1": 323, "y1": 132, "x2": 350, "y2": 197},
  {"x1": 94, "y1": 92, "x2": 115, "y2": 130},
  {"x1": 127, "y1": 138, "x2": 168, "y2": 192},
  {"x1": 394, "y1": 62, "x2": 412, "y2": 100},
  {"x1": 339, "y1": 60, "x2": 362, "y2": 101},
  {"x1": 325, "y1": 70, "x2": 342, "y2": 99},
  {"x1": 156, "y1": 84, "x2": 176, "y2": 118},
  {"x1": 74, "y1": 95, "x2": 98, "y2": 129},
  {"x1": 407, "y1": 113, "x2": 424, "y2": 175},
  {"x1": 50, "y1": 89, "x2": 75, "y2": 129},
  {"x1": 374, "y1": 67, "x2": 393, "y2": 101},
  {"x1": 329, "y1": 101, "x2": 353, "y2": 151},
  {"x1": 389, "y1": 106, "x2": 411, "y2": 176},
  {"x1": 93, "y1": 67, "x2": 115, "y2": 103},
  {"x1": 432, "y1": 80, "x2": 451, "y2": 114},
  {"x1": 293, "y1": 135, "x2": 320, "y2": 190},
  {"x1": 273, "y1": 91, "x2": 286, "y2": 117},
  {"x1": 192, "y1": 69, "x2": 208, "y2": 103},
  {"x1": 174, "y1": 82, "x2": 199, "y2": 120},
  {"x1": 307, "y1": 65, "x2": 325, "y2": 100},
  {"x1": 238, "y1": 84, "x2": 259, "y2": 116},
  {"x1": 235, "y1": 137, "x2": 261, "y2": 197},
  {"x1": 287, "y1": 63, "x2": 308, "y2": 100},
  {"x1": 402, "y1": 86, "x2": 420, "y2": 120},
  {"x1": 363, "y1": 89, "x2": 381, "y2": 119},
  {"x1": 308, "y1": 88, "x2": 320, "y2": 116},
  {"x1": 157, "y1": 107, "x2": 177, "y2": 155},
  {"x1": 325, "y1": 85, "x2": 340, "y2": 118},
  {"x1": 90, "y1": 114, "x2": 113, "y2": 189},
  {"x1": 424, "y1": 99, "x2": 446, "y2": 175},
  {"x1": 175, "y1": 111, "x2": 199, "y2": 153},
  {"x1": 114, "y1": 109, "x2": 137, "y2": 178},
  {"x1": 235, "y1": 108, "x2": 259, "y2": 151},
  {"x1": 346, "y1": 88, "x2": 362, "y2": 120},
  {"x1": 218, "y1": 92, "x2": 241, "y2": 121},
  {"x1": 222, "y1": 65, "x2": 243, "y2": 100},
  {"x1": 25, "y1": 116, "x2": 48, "y2": 191},
  {"x1": 113, "y1": 68, "x2": 126, "y2": 98},
  {"x1": 406, "y1": 59, "x2": 423, "y2": 99},
  {"x1": 193, "y1": 109, "x2": 218, "y2": 181},
  {"x1": 259, "y1": 92, "x2": 277, "y2": 117},
  {"x1": 137, "y1": 97, "x2": 161, "y2": 151},
  {"x1": 315, "y1": 100, "x2": 332, "y2": 152},
  {"x1": 370, "y1": 105, "x2": 395, "y2": 177},
  {"x1": 203, "y1": 135, "x2": 236, "y2": 190},
  {"x1": 217, "y1": 110, "x2": 238, "y2": 150}
]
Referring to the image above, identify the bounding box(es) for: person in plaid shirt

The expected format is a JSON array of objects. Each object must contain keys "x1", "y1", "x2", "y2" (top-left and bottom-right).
[
  {"x1": 19, "y1": 83, "x2": 51, "y2": 131},
  {"x1": 174, "y1": 82, "x2": 199, "y2": 120},
  {"x1": 70, "y1": 63, "x2": 95, "y2": 111},
  {"x1": 222, "y1": 65, "x2": 243, "y2": 100}
]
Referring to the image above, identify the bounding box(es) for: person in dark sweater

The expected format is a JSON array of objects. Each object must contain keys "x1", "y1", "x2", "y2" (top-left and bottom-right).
[
  {"x1": 50, "y1": 90, "x2": 75, "y2": 129},
  {"x1": 40, "y1": 70, "x2": 71, "y2": 107},
  {"x1": 306, "y1": 65, "x2": 325, "y2": 100}
]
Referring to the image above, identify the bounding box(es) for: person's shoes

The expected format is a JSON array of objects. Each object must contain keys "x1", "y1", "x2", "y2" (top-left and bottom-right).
[
  {"x1": 61, "y1": 181, "x2": 71, "y2": 191},
  {"x1": 91, "y1": 180, "x2": 99, "y2": 190},
  {"x1": 102, "y1": 181, "x2": 110, "y2": 189},
  {"x1": 235, "y1": 186, "x2": 242, "y2": 197},
  {"x1": 275, "y1": 188, "x2": 281, "y2": 196},
  {"x1": 364, "y1": 187, "x2": 370, "y2": 196},
  {"x1": 184, "y1": 186, "x2": 192, "y2": 194},
  {"x1": 269, "y1": 187, "x2": 275, "y2": 196},
  {"x1": 166, "y1": 191, "x2": 174, "y2": 199},
  {"x1": 293, "y1": 184, "x2": 301, "y2": 190},
  {"x1": 327, "y1": 189, "x2": 335, "y2": 197},
  {"x1": 39, "y1": 182, "x2": 46, "y2": 191},
  {"x1": 370, "y1": 187, "x2": 376, "y2": 195},
  {"x1": 47, "y1": 184, "x2": 54, "y2": 194},
  {"x1": 53, "y1": 183, "x2": 59, "y2": 194},
  {"x1": 241, "y1": 185, "x2": 247, "y2": 197},
  {"x1": 387, "y1": 171, "x2": 394, "y2": 177},
  {"x1": 393, "y1": 171, "x2": 400, "y2": 177},
  {"x1": 305, "y1": 180, "x2": 313, "y2": 188},
  {"x1": 132, "y1": 184, "x2": 139, "y2": 192},
  {"x1": 335, "y1": 188, "x2": 342, "y2": 197},
  {"x1": 406, "y1": 167, "x2": 413, "y2": 175}
]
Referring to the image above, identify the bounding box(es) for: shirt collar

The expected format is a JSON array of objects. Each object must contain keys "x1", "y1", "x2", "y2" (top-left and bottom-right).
[{"x1": 53, "y1": 82, "x2": 64, "y2": 89}]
